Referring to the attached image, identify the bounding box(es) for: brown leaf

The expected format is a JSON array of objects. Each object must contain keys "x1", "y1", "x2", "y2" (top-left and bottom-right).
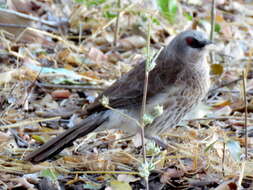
[
  {"x1": 211, "y1": 64, "x2": 224, "y2": 75},
  {"x1": 118, "y1": 36, "x2": 146, "y2": 50},
  {"x1": 81, "y1": 71, "x2": 100, "y2": 80},
  {"x1": 0, "y1": 132, "x2": 11, "y2": 143},
  {"x1": 62, "y1": 154, "x2": 115, "y2": 171},
  {"x1": 7, "y1": 0, "x2": 41, "y2": 15},
  {"x1": 88, "y1": 47, "x2": 107, "y2": 63},
  {"x1": 0, "y1": 9, "x2": 54, "y2": 46},
  {"x1": 213, "y1": 100, "x2": 231, "y2": 109},
  {"x1": 51, "y1": 89, "x2": 71, "y2": 99},
  {"x1": 160, "y1": 168, "x2": 184, "y2": 183},
  {"x1": 214, "y1": 180, "x2": 237, "y2": 190}
]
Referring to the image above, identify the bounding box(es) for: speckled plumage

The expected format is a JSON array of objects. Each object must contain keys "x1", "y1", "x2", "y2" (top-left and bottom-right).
[{"x1": 25, "y1": 30, "x2": 211, "y2": 163}]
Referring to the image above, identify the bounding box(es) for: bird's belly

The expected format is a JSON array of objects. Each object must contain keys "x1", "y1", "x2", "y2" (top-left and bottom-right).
[
  {"x1": 95, "y1": 109, "x2": 140, "y2": 135},
  {"x1": 146, "y1": 86, "x2": 180, "y2": 112},
  {"x1": 145, "y1": 85, "x2": 204, "y2": 135}
]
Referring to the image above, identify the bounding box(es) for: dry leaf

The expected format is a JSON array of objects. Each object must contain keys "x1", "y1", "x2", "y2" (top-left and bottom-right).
[
  {"x1": 7, "y1": 0, "x2": 41, "y2": 15},
  {"x1": 88, "y1": 47, "x2": 107, "y2": 63},
  {"x1": 160, "y1": 168, "x2": 184, "y2": 184},
  {"x1": 51, "y1": 89, "x2": 71, "y2": 99},
  {"x1": 0, "y1": 9, "x2": 54, "y2": 45},
  {"x1": 109, "y1": 180, "x2": 132, "y2": 190},
  {"x1": 211, "y1": 64, "x2": 224, "y2": 75},
  {"x1": 119, "y1": 36, "x2": 146, "y2": 50},
  {"x1": 0, "y1": 70, "x2": 15, "y2": 84},
  {"x1": 0, "y1": 132, "x2": 11, "y2": 142},
  {"x1": 214, "y1": 180, "x2": 237, "y2": 190}
]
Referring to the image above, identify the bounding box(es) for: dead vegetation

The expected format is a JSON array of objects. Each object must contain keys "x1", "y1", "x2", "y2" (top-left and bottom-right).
[{"x1": 0, "y1": 0, "x2": 253, "y2": 189}]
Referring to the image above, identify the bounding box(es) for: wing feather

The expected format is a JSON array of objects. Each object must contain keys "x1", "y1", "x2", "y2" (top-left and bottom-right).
[{"x1": 86, "y1": 51, "x2": 183, "y2": 114}]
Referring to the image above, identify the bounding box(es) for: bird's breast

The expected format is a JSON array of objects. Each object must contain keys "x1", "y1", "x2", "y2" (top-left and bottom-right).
[{"x1": 144, "y1": 63, "x2": 210, "y2": 135}]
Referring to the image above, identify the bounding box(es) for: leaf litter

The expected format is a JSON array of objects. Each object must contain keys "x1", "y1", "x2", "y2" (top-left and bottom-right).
[{"x1": 0, "y1": 0, "x2": 253, "y2": 189}]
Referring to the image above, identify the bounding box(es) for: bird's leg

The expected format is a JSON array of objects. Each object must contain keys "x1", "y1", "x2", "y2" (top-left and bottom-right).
[{"x1": 137, "y1": 127, "x2": 168, "y2": 149}]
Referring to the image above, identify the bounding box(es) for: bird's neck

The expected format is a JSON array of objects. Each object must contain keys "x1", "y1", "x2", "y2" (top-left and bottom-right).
[{"x1": 186, "y1": 57, "x2": 210, "y2": 96}]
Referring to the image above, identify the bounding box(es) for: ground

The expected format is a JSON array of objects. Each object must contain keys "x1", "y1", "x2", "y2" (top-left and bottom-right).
[{"x1": 0, "y1": 0, "x2": 252, "y2": 189}]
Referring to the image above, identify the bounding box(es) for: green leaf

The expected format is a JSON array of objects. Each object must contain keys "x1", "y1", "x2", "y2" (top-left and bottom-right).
[
  {"x1": 215, "y1": 23, "x2": 221, "y2": 33},
  {"x1": 168, "y1": 0, "x2": 178, "y2": 15},
  {"x1": 146, "y1": 141, "x2": 161, "y2": 155},
  {"x1": 75, "y1": 0, "x2": 85, "y2": 3},
  {"x1": 152, "y1": 17, "x2": 160, "y2": 25},
  {"x1": 40, "y1": 168, "x2": 60, "y2": 181},
  {"x1": 138, "y1": 161, "x2": 155, "y2": 178},
  {"x1": 204, "y1": 140, "x2": 218, "y2": 153},
  {"x1": 31, "y1": 135, "x2": 47, "y2": 143},
  {"x1": 75, "y1": 0, "x2": 106, "y2": 6},
  {"x1": 143, "y1": 113, "x2": 154, "y2": 125},
  {"x1": 184, "y1": 12, "x2": 193, "y2": 21},
  {"x1": 226, "y1": 140, "x2": 242, "y2": 161},
  {"x1": 157, "y1": 0, "x2": 178, "y2": 22},
  {"x1": 103, "y1": 4, "x2": 117, "y2": 18},
  {"x1": 146, "y1": 60, "x2": 156, "y2": 72},
  {"x1": 104, "y1": 11, "x2": 117, "y2": 18},
  {"x1": 152, "y1": 105, "x2": 163, "y2": 117},
  {"x1": 143, "y1": 105, "x2": 163, "y2": 125}
]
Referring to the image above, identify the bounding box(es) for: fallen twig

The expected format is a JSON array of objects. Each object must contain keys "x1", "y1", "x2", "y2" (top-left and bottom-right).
[
  {"x1": 0, "y1": 8, "x2": 65, "y2": 27},
  {"x1": 35, "y1": 82, "x2": 105, "y2": 91}
]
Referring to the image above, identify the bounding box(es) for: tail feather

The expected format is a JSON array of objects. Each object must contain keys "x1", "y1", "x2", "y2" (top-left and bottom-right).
[{"x1": 25, "y1": 112, "x2": 108, "y2": 163}]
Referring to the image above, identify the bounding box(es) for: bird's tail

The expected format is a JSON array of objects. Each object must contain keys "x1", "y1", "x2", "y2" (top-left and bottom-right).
[{"x1": 25, "y1": 112, "x2": 108, "y2": 163}]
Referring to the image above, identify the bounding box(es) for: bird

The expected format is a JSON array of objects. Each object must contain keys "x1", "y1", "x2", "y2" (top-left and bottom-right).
[{"x1": 25, "y1": 30, "x2": 212, "y2": 163}]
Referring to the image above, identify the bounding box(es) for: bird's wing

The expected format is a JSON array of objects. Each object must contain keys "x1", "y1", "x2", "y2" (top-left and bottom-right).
[
  {"x1": 87, "y1": 61, "x2": 184, "y2": 113},
  {"x1": 86, "y1": 54, "x2": 184, "y2": 114},
  {"x1": 86, "y1": 61, "x2": 145, "y2": 113}
]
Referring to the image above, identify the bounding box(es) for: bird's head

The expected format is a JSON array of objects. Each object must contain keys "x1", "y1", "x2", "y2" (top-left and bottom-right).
[{"x1": 169, "y1": 30, "x2": 212, "y2": 65}]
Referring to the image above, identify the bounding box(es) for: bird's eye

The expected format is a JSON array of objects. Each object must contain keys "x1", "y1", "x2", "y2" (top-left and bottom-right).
[{"x1": 186, "y1": 37, "x2": 205, "y2": 48}]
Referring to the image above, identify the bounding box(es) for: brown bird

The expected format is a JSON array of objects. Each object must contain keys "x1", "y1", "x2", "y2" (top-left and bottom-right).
[{"x1": 25, "y1": 30, "x2": 212, "y2": 163}]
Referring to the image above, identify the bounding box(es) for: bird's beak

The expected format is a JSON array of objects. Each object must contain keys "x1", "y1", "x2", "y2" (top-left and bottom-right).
[
  {"x1": 203, "y1": 40, "x2": 213, "y2": 46},
  {"x1": 204, "y1": 40, "x2": 215, "y2": 51}
]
